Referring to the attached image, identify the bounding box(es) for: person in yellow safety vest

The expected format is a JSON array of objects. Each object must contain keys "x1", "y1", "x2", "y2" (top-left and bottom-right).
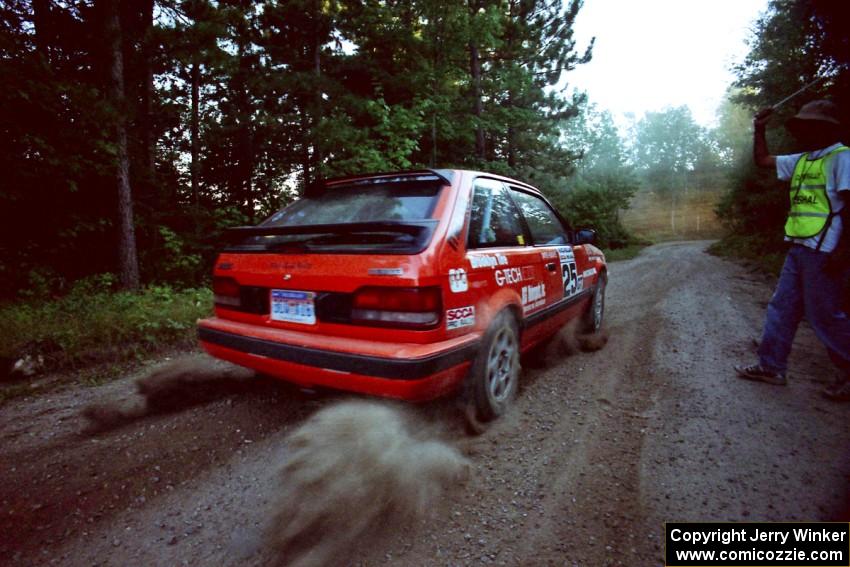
[{"x1": 735, "y1": 99, "x2": 850, "y2": 400}]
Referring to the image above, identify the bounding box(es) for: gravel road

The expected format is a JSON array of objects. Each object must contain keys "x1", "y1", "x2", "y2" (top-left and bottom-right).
[{"x1": 2, "y1": 241, "x2": 849, "y2": 567}]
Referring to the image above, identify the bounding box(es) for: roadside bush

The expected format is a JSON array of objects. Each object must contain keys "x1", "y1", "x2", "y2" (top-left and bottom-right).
[
  {"x1": 156, "y1": 226, "x2": 204, "y2": 286},
  {"x1": 0, "y1": 279, "x2": 212, "y2": 373},
  {"x1": 549, "y1": 172, "x2": 639, "y2": 249},
  {"x1": 711, "y1": 154, "x2": 788, "y2": 275}
]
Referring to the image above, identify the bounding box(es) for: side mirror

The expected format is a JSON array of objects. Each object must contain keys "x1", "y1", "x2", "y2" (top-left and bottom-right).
[{"x1": 574, "y1": 228, "x2": 597, "y2": 245}]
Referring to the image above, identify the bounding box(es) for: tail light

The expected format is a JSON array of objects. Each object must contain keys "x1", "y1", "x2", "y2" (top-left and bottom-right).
[
  {"x1": 213, "y1": 276, "x2": 241, "y2": 307},
  {"x1": 351, "y1": 286, "x2": 441, "y2": 328}
]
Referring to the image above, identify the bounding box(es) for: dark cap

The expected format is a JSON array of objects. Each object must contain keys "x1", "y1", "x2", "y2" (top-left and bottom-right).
[{"x1": 789, "y1": 99, "x2": 841, "y2": 126}]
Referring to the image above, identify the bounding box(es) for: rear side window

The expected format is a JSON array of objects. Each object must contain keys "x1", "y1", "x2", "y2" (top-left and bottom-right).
[
  {"x1": 262, "y1": 178, "x2": 441, "y2": 227},
  {"x1": 510, "y1": 189, "x2": 568, "y2": 246},
  {"x1": 467, "y1": 180, "x2": 526, "y2": 248}
]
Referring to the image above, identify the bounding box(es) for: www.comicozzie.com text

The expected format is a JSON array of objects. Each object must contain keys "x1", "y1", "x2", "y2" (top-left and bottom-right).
[{"x1": 670, "y1": 526, "x2": 847, "y2": 546}]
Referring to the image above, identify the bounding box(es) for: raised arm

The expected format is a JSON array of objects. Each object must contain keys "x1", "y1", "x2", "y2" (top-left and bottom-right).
[{"x1": 753, "y1": 108, "x2": 777, "y2": 169}]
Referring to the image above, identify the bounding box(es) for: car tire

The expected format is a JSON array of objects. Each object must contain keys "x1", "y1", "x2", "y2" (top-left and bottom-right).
[
  {"x1": 582, "y1": 273, "x2": 606, "y2": 333},
  {"x1": 466, "y1": 310, "x2": 521, "y2": 423}
]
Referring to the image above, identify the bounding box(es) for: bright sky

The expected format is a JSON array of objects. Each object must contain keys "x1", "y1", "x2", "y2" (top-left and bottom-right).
[{"x1": 563, "y1": 0, "x2": 769, "y2": 128}]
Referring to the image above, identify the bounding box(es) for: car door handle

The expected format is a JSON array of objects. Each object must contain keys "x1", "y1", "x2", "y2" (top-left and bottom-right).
[{"x1": 545, "y1": 262, "x2": 557, "y2": 272}]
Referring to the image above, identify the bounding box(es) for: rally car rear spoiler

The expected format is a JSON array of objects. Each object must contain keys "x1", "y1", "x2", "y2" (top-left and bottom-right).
[
  {"x1": 223, "y1": 220, "x2": 440, "y2": 254},
  {"x1": 225, "y1": 220, "x2": 438, "y2": 239},
  {"x1": 305, "y1": 169, "x2": 454, "y2": 198}
]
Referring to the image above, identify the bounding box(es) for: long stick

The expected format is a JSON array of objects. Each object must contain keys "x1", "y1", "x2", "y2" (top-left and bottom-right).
[{"x1": 771, "y1": 76, "x2": 825, "y2": 111}]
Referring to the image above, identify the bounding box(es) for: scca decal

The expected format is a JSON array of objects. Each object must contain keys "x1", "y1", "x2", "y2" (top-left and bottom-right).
[{"x1": 446, "y1": 306, "x2": 475, "y2": 330}]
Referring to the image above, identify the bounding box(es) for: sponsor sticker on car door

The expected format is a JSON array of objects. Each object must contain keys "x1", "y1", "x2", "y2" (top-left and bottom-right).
[{"x1": 557, "y1": 246, "x2": 580, "y2": 298}]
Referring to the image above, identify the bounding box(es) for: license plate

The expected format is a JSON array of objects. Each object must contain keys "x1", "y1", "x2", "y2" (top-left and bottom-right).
[{"x1": 270, "y1": 290, "x2": 316, "y2": 325}]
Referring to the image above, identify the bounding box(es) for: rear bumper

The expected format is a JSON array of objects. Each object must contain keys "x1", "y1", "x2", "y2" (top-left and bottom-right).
[{"x1": 197, "y1": 318, "x2": 480, "y2": 401}]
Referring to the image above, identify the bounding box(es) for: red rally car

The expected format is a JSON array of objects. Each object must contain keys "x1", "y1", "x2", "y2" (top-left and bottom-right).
[{"x1": 198, "y1": 169, "x2": 607, "y2": 421}]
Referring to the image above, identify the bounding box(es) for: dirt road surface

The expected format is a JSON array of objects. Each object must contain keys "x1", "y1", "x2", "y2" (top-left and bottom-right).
[{"x1": 2, "y1": 241, "x2": 849, "y2": 566}]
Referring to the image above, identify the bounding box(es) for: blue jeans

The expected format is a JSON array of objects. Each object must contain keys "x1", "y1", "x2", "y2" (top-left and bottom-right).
[{"x1": 758, "y1": 245, "x2": 850, "y2": 375}]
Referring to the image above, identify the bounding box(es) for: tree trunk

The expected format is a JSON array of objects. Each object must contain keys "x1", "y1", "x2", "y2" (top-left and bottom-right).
[
  {"x1": 140, "y1": 0, "x2": 155, "y2": 183},
  {"x1": 32, "y1": 0, "x2": 51, "y2": 63},
  {"x1": 241, "y1": 127, "x2": 254, "y2": 223},
  {"x1": 300, "y1": 112, "x2": 311, "y2": 192},
  {"x1": 507, "y1": 94, "x2": 516, "y2": 168},
  {"x1": 431, "y1": 114, "x2": 437, "y2": 167},
  {"x1": 102, "y1": 0, "x2": 140, "y2": 290},
  {"x1": 311, "y1": 0, "x2": 324, "y2": 177},
  {"x1": 469, "y1": 0, "x2": 484, "y2": 160},
  {"x1": 506, "y1": 0, "x2": 517, "y2": 168},
  {"x1": 190, "y1": 59, "x2": 200, "y2": 207},
  {"x1": 470, "y1": 40, "x2": 484, "y2": 160}
]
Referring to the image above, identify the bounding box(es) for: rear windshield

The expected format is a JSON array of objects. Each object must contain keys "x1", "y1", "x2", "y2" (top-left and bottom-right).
[
  {"x1": 229, "y1": 176, "x2": 443, "y2": 254},
  {"x1": 262, "y1": 178, "x2": 441, "y2": 227}
]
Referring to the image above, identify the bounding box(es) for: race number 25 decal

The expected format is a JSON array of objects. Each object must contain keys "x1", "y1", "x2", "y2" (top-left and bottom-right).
[{"x1": 557, "y1": 247, "x2": 578, "y2": 298}]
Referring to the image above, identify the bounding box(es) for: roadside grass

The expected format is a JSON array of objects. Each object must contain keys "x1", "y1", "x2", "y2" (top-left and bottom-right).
[
  {"x1": 0, "y1": 280, "x2": 212, "y2": 393},
  {"x1": 707, "y1": 233, "x2": 786, "y2": 276},
  {"x1": 603, "y1": 243, "x2": 648, "y2": 262},
  {"x1": 622, "y1": 189, "x2": 726, "y2": 243}
]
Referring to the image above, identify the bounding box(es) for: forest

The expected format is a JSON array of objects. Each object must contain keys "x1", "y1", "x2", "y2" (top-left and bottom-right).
[
  {"x1": 0, "y1": 0, "x2": 757, "y2": 297},
  {"x1": 0, "y1": 0, "x2": 847, "y2": 376},
  {"x1": 3, "y1": 0, "x2": 600, "y2": 295}
]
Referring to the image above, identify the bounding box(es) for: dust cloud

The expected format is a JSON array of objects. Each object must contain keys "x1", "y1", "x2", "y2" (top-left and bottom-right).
[
  {"x1": 82, "y1": 357, "x2": 256, "y2": 432},
  {"x1": 266, "y1": 400, "x2": 470, "y2": 567},
  {"x1": 564, "y1": 319, "x2": 610, "y2": 355},
  {"x1": 527, "y1": 320, "x2": 609, "y2": 370}
]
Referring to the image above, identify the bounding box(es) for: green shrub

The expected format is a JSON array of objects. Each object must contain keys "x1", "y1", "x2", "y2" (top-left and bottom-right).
[
  {"x1": 157, "y1": 226, "x2": 204, "y2": 286},
  {"x1": 0, "y1": 281, "x2": 212, "y2": 372},
  {"x1": 603, "y1": 243, "x2": 649, "y2": 262},
  {"x1": 549, "y1": 172, "x2": 639, "y2": 249}
]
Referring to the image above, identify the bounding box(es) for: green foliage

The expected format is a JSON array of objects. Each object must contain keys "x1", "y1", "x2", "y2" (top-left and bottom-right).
[
  {"x1": 714, "y1": 93, "x2": 753, "y2": 165},
  {"x1": 157, "y1": 226, "x2": 203, "y2": 286},
  {"x1": 551, "y1": 178, "x2": 637, "y2": 249},
  {"x1": 0, "y1": 283, "x2": 213, "y2": 372},
  {"x1": 554, "y1": 102, "x2": 639, "y2": 249},
  {"x1": 630, "y1": 106, "x2": 721, "y2": 195},
  {"x1": 733, "y1": 0, "x2": 849, "y2": 125},
  {"x1": 1, "y1": 0, "x2": 599, "y2": 299},
  {"x1": 603, "y1": 244, "x2": 648, "y2": 262}
]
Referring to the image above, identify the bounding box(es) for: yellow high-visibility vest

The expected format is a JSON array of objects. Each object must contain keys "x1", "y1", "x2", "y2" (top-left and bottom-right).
[{"x1": 785, "y1": 146, "x2": 849, "y2": 241}]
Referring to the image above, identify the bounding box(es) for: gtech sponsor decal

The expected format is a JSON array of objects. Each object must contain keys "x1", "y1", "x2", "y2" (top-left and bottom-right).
[
  {"x1": 448, "y1": 268, "x2": 468, "y2": 293},
  {"x1": 495, "y1": 266, "x2": 534, "y2": 286},
  {"x1": 495, "y1": 267, "x2": 522, "y2": 286},
  {"x1": 582, "y1": 267, "x2": 597, "y2": 278},
  {"x1": 446, "y1": 306, "x2": 475, "y2": 330}
]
